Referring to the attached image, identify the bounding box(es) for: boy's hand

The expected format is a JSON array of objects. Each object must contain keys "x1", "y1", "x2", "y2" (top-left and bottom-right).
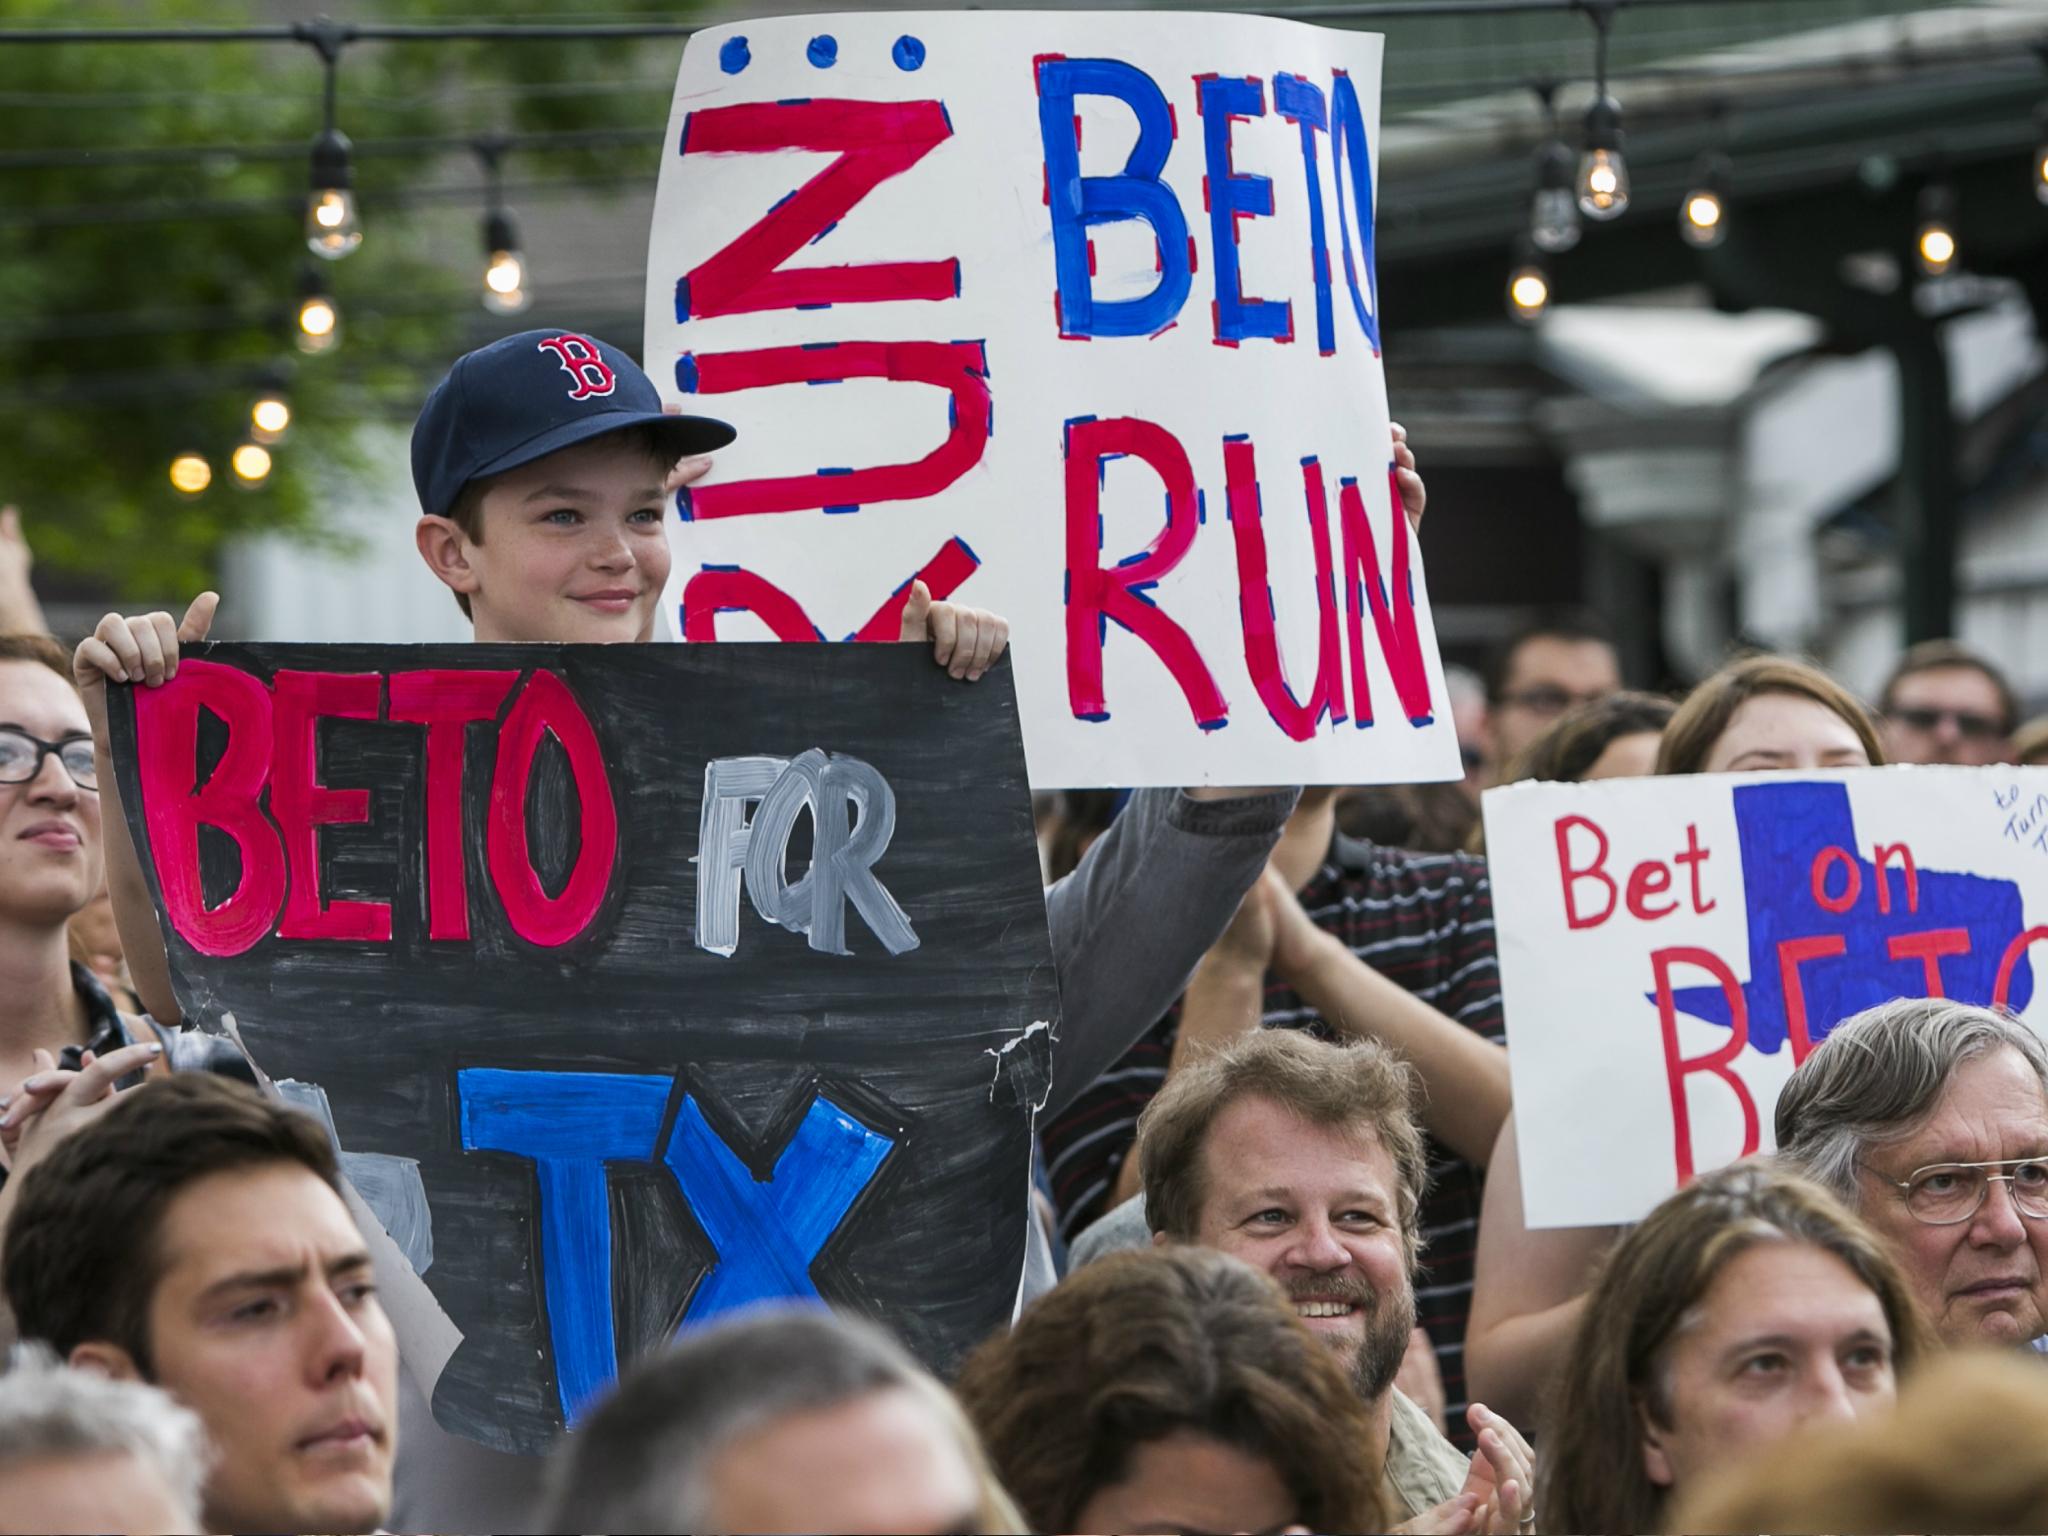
[
  {"x1": 897, "y1": 580, "x2": 1009, "y2": 682},
  {"x1": 664, "y1": 454, "x2": 715, "y2": 498},
  {"x1": 74, "y1": 593, "x2": 219, "y2": 727},
  {"x1": 1392, "y1": 421, "x2": 1426, "y2": 532}
]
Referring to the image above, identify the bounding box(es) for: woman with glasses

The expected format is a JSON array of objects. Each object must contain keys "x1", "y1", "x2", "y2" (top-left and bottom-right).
[
  {"x1": 1538, "y1": 1159, "x2": 1931, "y2": 1535},
  {"x1": 0, "y1": 635, "x2": 165, "y2": 1183},
  {"x1": 0, "y1": 634, "x2": 247, "y2": 1240},
  {"x1": 1778, "y1": 996, "x2": 2048, "y2": 1353}
]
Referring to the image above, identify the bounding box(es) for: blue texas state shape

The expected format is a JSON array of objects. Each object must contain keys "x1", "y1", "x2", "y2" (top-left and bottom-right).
[{"x1": 1664, "y1": 780, "x2": 2035, "y2": 1052}]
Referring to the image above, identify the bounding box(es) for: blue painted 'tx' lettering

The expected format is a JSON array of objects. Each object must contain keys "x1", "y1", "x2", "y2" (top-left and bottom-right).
[{"x1": 456, "y1": 1069, "x2": 893, "y2": 1427}]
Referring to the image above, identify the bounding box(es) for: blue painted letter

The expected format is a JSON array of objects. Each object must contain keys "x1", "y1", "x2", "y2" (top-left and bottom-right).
[
  {"x1": 667, "y1": 1093, "x2": 893, "y2": 1327},
  {"x1": 1273, "y1": 73, "x2": 1334, "y2": 355},
  {"x1": 458, "y1": 1069, "x2": 672, "y2": 1426},
  {"x1": 1331, "y1": 72, "x2": 1380, "y2": 353},
  {"x1": 1036, "y1": 58, "x2": 1191, "y2": 338},
  {"x1": 1200, "y1": 75, "x2": 1291, "y2": 344}
]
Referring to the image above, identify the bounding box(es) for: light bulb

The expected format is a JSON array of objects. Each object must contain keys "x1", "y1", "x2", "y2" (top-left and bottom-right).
[
  {"x1": 1531, "y1": 186, "x2": 1581, "y2": 253},
  {"x1": 1679, "y1": 153, "x2": 1731, "y2": 251},
  {"x1": 1507, "y1": 261, "x2": 1550, "y2": 324},
  {"x1": 306, "y1": 128, "x2": 361, "y2": 260},
  {"x1": 168, "y1": 453, "x2": 212, "y2": 496},
  {"x1": 250, "y1": 395, "x2": 291, "y2": 443},
  {"x1": 1577, "y1": 147, "x2": 1630, "y2": 220},
  {"x1": 231, "y1": 443, "x2": 273, "y2": 487},
  {"x1": 483, "y1": 248, "x2": 531, "y2": 315},
  {"x1": 305, "y1": 187, "x2": 361, "y2": 260},
  {"x1": 1917, "y1": 224, "x2": 1956, "y2": 275},
  {"x1": 296, "y1": 295, "x2": 340, "y2": 354},
  {"x1": 1681, "y1": 190, "x2": 1724, "y2": 248},
  {"x1": 2034, "y1": 140, "x2": 2048, "y2": 207},
  {"x1": 1915, "y1": 184, "x2": 1958, "y2": 277}
]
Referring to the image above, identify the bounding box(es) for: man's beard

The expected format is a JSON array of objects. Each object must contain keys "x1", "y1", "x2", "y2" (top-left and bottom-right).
[{"x1": 1285, "y1": 1271, "x2": 1417, "y2": 1402}]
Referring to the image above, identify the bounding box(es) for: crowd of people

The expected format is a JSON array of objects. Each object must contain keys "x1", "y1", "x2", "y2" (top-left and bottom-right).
[{"x1": 0, "y1": 325, "x2": 2045, "y2": 1534}]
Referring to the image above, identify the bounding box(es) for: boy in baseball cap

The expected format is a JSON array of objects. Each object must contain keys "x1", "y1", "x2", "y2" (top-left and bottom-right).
[{"x1": 409, "y1": 329, "x2": 733, "y2": 646}]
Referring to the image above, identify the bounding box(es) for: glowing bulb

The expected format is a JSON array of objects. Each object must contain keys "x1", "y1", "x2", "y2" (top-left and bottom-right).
[
  {"x1": 2034, "y1": 140, "x2": 2048, "y2": 207},
  {"x1": 296, "y1": 295, "x2": 339, "y2": 354},
  {"x1": 1507, "y1": 263, "x2": 1550, "y2": 323},
  {"x1": 231, "y1": 443, "x2": 273, "y2": 486},
  {"x1": 168, "y1": 453, "x2": 212, "y2": 496},
  {"x1": 1577, "y1": 147, "x2": 1630, "y2": 220},
  {"x1": 250, "y1": 395, "x2": 291, "y2": 443},
  {"x1": 483, "y1": 248, "x2": 531, "y2": 315},
  {"x1": 305, "y1": 187, "x2": 361, "y2": 259},
  {"x1": 1917, "y1": 224, "x2": 1957, "y2": 275},
  {"x1": 1681, "y1": 190, "x2": 1725, "y2": 248}
]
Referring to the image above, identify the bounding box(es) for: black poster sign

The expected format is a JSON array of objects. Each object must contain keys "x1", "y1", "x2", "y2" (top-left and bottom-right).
[{"x1": 109, "y1": 643, "x2": 1057, "y2": 1454}]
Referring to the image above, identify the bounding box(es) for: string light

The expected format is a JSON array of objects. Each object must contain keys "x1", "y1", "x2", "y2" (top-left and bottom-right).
[
  {"x1": 476, "y1": 139, "x2": 531, "y2": 315},
  {"x1": 295, "y1": 265, "x2": 340, "y2": 353},
  {"x1": 1528, "y1": 84, "x2": 1580, "y2": 253},
  {"x1": 2033, "y1": 104, "x2": 2048, "y2": 206},
  {"x1": 168, "y1": 452, "x2": 212, "y2": 495},
  {"x1": 250, "y1": 393, "x2": 292, "y2": 443},
  {"x1": 1916, "y1": 183, "x2": 1958, "y2": 275},
  {"x1": 1506, "y1": 240, "x2": 1551, "y2": 323},
  {"x1": 1680, "y1": 153, "x2": 1731, "y2": 249},
  {"x1": 304, "y1": 23, "x2": 360, "y2": 259},
  {"x1": 1573, "y1": 2, "x2": 1630, "y2": 222},
  {"x1": 231, "y1": 442, "x2": 273, "y2": 486}
]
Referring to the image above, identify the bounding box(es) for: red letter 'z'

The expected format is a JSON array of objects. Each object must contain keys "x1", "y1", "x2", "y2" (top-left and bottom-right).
[{"x1": 677, "y1": 100, "x2": 960, "y2": 320}]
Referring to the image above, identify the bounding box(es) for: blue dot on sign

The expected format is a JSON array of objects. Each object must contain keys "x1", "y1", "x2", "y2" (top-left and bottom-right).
[
  {"x1": 892, "y1": 35, "x2": 926, "y2": 71},
  {"x1": 718, "y1": 36, "x2": 750, "y2": 74},
  {"x1": 806, "y1": 34, "x2": 838, "y2": 68}
]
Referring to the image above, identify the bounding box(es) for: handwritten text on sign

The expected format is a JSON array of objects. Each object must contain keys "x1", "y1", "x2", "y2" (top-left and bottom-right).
[
  {"x1": 109, "y1": 643, "x2": 1056, "y2": 1455},
  {"x1": 645, "y1": 12, "x2": 1459, "y2": 788},
  {"x1": 1485, "y1": 768, "x2": 2048, "y2": 1228}
]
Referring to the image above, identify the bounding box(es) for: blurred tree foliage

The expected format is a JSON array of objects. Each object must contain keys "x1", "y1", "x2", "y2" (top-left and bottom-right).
[{"x1": 0, "y1": 0, "x2": 688, "y2": 598}]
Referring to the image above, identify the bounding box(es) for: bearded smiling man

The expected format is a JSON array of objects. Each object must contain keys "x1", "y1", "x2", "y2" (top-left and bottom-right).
[{"x1": 1138, "y1": 1030, "x2": 1536, "y2": 1533}]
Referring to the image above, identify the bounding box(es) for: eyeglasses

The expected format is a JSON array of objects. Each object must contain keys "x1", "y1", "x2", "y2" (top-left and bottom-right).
[
  {"x1": 1889, "y1": 706, "x2": 2005, "y2": 742},
  {"x1": 1868, "y1": 1159, "x2": 2048, "y2": 1225},
  {"x1": 0, "y1": 728, "x2": 97, "y2": 791},
  {"x1": 1496, "y1": 685, "x2": 1608, "y2": 720}
]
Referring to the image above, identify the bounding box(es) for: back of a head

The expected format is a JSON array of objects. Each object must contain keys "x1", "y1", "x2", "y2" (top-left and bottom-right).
[
  {"x1": 1656, "y1": 652, "x2": 1885, "y2": 774},
  {"x1": 1137, "y1": 1029, "x2": 1427, "y2": 1253},
  {"x1": 0, "y1": 1344, "x2": 208, "y2": 1535},
  {"x1": 2, "y1": 1074, "x2": 341, "y2": 1367},
  {"x1": 1539, "y1": 1160, "x2": 1927, "y2": 1536},
  {"x1": 545, "y1": 1307, "x2": 1018, "y2": 1535},
  {"x1": 1671, "y1": 1348, "x2": 2048, "y2": 1534},
  {"x1": 953, "y1": 1247, "x2": 1389, "y2": 1534},
  {"x1": 1775, "y1": 997, "x2": 2048, "y2": 1206},
  {"x1": 1499, "y1": 689, "x2": 1676, "y2": 786}
]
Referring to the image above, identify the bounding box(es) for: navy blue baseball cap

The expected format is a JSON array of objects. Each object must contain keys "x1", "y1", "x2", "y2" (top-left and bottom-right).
[{"x1": 410, "y1": 329, "x2": 736, "y2": 519}]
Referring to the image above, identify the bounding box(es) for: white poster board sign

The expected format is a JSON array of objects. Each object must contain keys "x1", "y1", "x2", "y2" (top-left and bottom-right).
[
  {"x1": 645, "y1": 11, "x2": 1459, "y2": 789},
  {"x1": 1485, "y1": 767, "x2": 2048, "y2": 1228}
]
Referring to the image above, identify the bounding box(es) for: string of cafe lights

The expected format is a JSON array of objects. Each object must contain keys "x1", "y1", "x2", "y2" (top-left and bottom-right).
[
  {"x1": 1503, "y1": 7, "x2": 2048, "y2": 322},
  {"x1": 4, "y1": 7, "x2": 2045, "y2": 487}
]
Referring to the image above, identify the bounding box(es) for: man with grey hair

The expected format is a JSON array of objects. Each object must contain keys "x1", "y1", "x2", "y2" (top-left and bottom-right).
[
  {"x1": 0, "y1": 1344, "x2": 207, "y2": 1535},
  {"x1": 543, "y1": 1307, "x2": 1015, "y2": 1534},
  {"x1": 1776, "y1": 997, "x2": 2048, "y2": 1350}
]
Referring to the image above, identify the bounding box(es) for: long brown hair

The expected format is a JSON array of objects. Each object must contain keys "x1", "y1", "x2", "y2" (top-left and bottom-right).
[
  {"x1": 1538, "y1": 1160, "x2": 1931, "y2": 1535},
  {"x1": 955, "y1": 1247, "x2": 1392, "y2": 1534},
  {"x1": 1657, "y1": 653, "x2": 1885, "y2": 775}
]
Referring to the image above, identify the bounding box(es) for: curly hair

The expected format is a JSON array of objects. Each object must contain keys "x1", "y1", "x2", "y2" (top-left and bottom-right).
[{"x1": 954, "y1": 1247, "x2": 1391, "y2": 1534}]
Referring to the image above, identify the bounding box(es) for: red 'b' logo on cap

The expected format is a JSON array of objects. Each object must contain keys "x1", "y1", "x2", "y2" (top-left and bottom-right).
[{"x1": 536, "y1": 334, "x2": 616, "y2": 401}]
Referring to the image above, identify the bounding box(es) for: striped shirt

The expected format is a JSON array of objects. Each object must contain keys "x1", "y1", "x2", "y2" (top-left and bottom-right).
[{"x1": 1039, "y1": 832, "x2": 1503, "y2": 1449}]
